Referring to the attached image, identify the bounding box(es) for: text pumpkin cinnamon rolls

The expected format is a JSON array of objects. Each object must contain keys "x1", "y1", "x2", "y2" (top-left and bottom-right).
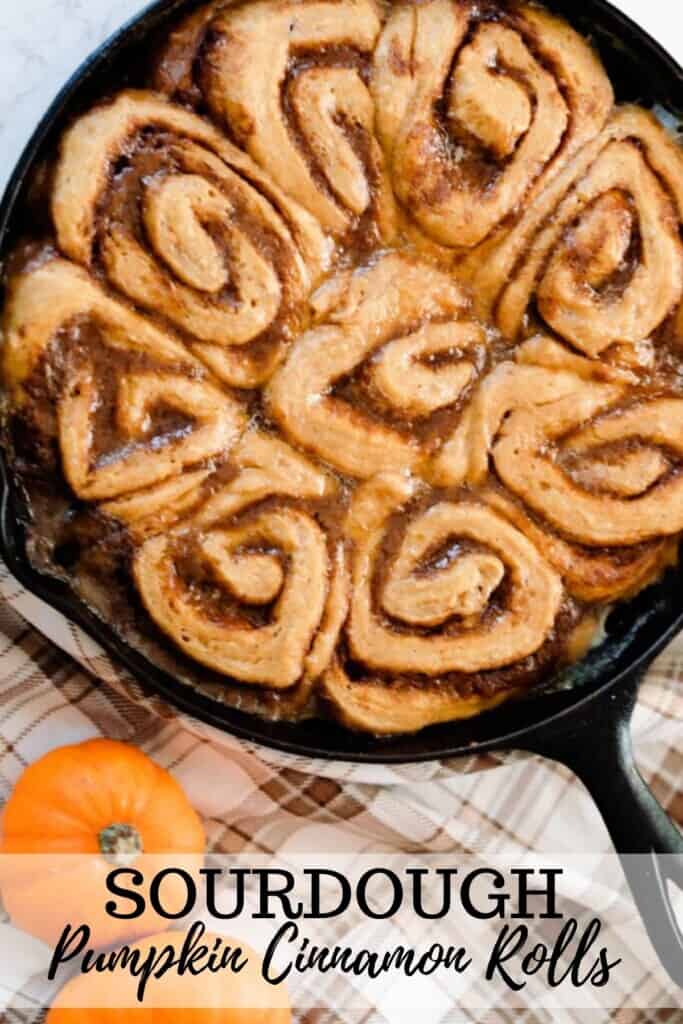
[{"x1": 3, "y1": 0, "x2": 683, "y2": 735}]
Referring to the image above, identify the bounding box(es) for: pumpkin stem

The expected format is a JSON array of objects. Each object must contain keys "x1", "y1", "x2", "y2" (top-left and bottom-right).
[{"x1": 98, "y1": 823, "x2": 143, "y2": 865}]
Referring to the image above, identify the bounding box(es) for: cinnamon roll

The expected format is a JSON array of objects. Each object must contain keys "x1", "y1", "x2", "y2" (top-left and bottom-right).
[
  {"x1": 133, "y1": 433, "x2": 348, "y2": 692},
  {"x1": 496, "y1": 392, "x2": 683, "y2": 547},
  {"x1": 99, "y1": 472, "x2": 215, "y2": 542},
  {"x1": 52, "y1": 91, "x2": 331, "y2": 387},
  {"x1": 267, "y1": 252, "x2": 486, "y2": 478},
  {"x1": 373, "y1": 0, "x2": 612, "y2": 248},
  {"x1": 432, "y1": 338, "x2": 675, "y2": 601},
  {"x1": 472, "y1": 107, "x2": 683, "y2": 354},
  {"x1": 3, "y1": 255, "x2": 245, "y2": 502},
  {"x1": 322, "y1": 473, "x2": 567, "y2": 734},
  {"x1": 155, "y1": 0, "x2": 397, "y2": 247},
  {"x1": 4, "y1": 0, "x2": 683, "y2": 737}
]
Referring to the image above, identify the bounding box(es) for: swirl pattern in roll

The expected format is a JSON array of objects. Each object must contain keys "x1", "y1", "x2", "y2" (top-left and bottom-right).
[
  {"x1": 432, "y1": 338, "x2": 680, "y2": 600},
  {"x1": 133, "y1": 432, "x2": 349, "y2": 693},
  {"x1": 373, "y1": 0, "x2": 613, "y2": 248},
  {"x1": 472, "y1": 107, "x2": 683, "y2": 354},
  {"x1": 51, "y1": 91, "x2": 332, "y2": 387},
  {"x1": 3, "y1": 254, "x2": 245, "y2": 503},
  {"x1": 155, "y1": 0, "x2": 397, "y2": 247},
  {"x1": 495, "y1": 389, "x2": 683, "y2": 547},
  {"x1": 267, "y1": 252, "x2": 486, "y2": 478},
  {"x1": 322, "y1": 472, "x2": 565, "y2": 734},
  {"x1": 5, "y1": 0, "x2": 683, "y2": 737}
]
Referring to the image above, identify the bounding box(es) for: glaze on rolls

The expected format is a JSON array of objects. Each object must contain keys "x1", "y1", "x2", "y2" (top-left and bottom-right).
[
  {"x1": 432, "y1": 338, "x2": 679, "y2": 602},
  {"x1": 4, "y1": 0, "x2": 683, "y2": 738},
  {"x1": 133, "y1": 433, "x2": 349, "y2": 699},
  {"x1": 322, "y1": 472, "x2": 566, "y2": 735},
  {"x1": 2, "y1": 255, "x2": 246, "y2": 503},
  {"x1": 373, "y1": 0, "x2": 613, "y2": 248},
  {"x1": 267, "y1": 252, "x2": 487, "y2": 479},
  {"x1": 472, "y1": 107, "x2": 683, "y2": 353},
  {"x1": 51, "y1": 91, "x2": 331, "y2": 387},
  {"x1": 495, "y1": 392, "x2": 683, "y2": 547},
  {"x1": 155, "y1": 0, "x2": 397, "y2": 247}
]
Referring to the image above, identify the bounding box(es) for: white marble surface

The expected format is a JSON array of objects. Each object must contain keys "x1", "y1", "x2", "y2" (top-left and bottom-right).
[{"x1": 0, "y1": 0, "x2": 680, "y2": 197}]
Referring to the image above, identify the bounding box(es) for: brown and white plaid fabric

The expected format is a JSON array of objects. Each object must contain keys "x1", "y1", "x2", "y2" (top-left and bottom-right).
[{"x1": 1, "y1": 562, "x2": 683, "y2": 1020}]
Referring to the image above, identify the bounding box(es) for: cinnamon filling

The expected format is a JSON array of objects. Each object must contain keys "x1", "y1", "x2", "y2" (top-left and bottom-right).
[{"x1": 3, "y1": 0, "x2": 683, "y2": 736}]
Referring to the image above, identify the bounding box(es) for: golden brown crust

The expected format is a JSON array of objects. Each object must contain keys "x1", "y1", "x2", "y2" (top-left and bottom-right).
[
  {"x1": 373, "y1": 0, "x2": 613, "y2": 248},
  {"x1": 157, "y1": 0, "x2": 397, "y2": 247},
  {"x1": 345, "y1": 473, "x2": 564, "y2": 675},
  {"x1": 4, "y1": 0, "x2": 683, "y2": 736},
  {"x1": 267, "y1": 252, "x2": 483, "y2": 478},
  {"x1": 51, "y1": 91, "x2": 332, "y2": 387},
  {"x1": 321, "y1": 472, "x2": 564, "y2": 733},
  {"x1": 468, "y1": 106, "x2": 683, "y2": 351},
  {"x1": 3, "y1": 256, "x2": 246, "y2": 502},
  {"x1": 322, "y1": 661, "x2": 516, "y2": 736},
  {"x1": 495, "y1": 394, "x2": 683, "y2": 547},
  {"x1": 133, "y1": 432, "x2": 347, "y2": 691}
]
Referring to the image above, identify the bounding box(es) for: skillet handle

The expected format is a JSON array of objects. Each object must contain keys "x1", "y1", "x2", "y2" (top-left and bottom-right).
[{"x1": 522, "y1": 682, "x2": 683, "y2": 987}]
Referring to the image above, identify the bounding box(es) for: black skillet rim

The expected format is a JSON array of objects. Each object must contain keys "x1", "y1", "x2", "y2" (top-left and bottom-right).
[{"x1": 1, "y1": 0, "x2": 682, "y2": 765}]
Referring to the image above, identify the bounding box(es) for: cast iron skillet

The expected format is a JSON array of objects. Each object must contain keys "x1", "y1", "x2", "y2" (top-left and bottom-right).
[{"x1": 1, "y1": 0, "x2": 683, "y2": 986}]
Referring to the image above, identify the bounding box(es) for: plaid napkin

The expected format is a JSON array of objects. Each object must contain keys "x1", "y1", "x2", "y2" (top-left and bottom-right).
[{"x1": 1, "y1": 559, "x2": 683, "y2": 1021}]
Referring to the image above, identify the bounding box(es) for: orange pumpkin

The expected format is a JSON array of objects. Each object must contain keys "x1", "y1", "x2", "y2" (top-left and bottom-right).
[
  {"x1": 45, "y1": 929, "x2": 291, "y2": 1023},
  {"x1": 0, "y1": 738, "x2": 205, "y2": 948}
]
